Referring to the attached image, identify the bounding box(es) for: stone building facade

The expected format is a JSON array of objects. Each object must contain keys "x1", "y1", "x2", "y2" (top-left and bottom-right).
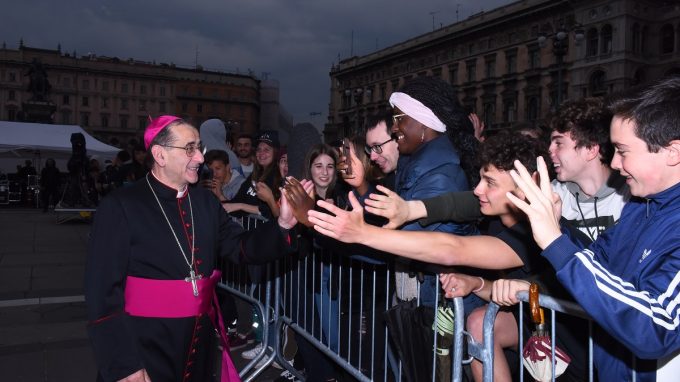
[
  {"x1": 325, "y1": 0, "x2": 680, "y2": 141},
  {"x1": 0, "y1": 43, "x2": 262, "y2": 145}
]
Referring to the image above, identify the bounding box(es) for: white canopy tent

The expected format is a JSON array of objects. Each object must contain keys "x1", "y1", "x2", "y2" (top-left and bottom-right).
[{"x1": 0, "y1": 121, "x2": 121, "y2": 174}]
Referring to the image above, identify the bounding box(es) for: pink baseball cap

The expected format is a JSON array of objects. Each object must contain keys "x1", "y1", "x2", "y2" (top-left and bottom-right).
[{"x1": 144, "y1": 115, "x2": 182, "y2": 150}]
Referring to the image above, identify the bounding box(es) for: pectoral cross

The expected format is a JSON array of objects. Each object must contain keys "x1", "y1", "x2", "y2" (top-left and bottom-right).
[{"x1": 185, "y1": 269, "x2": 202, "y2": 297}]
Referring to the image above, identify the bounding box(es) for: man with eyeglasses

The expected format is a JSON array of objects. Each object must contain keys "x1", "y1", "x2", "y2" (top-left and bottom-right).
[
  {"x1": 365, "y1": 112, "x2": 400, "y2": 179},
  {"x1": 85, "y1": 115, "x2": 306, "y2": 382}
]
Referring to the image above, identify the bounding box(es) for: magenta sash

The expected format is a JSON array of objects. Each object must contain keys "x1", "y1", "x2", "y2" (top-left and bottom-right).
[{"x1": 124, "y1": 270, "x2": 241, "y2": 382}]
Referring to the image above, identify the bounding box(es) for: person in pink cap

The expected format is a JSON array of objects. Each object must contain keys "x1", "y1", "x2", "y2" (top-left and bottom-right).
[{"x1": 85, "y1": 116, "x2": 309, "y2": 382}]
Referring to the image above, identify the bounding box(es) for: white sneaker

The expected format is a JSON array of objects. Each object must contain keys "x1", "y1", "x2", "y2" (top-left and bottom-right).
[{"x1": 241, "y1": 343, "x2": 272, "y2": 360}]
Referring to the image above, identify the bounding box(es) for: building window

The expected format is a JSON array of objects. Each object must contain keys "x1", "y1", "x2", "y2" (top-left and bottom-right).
[
  {"x1": 466, "y1": 59, "x2": 477, "y2": 83},
  {"x1": 139, "y1": 100, "x2": 146, "y2": 111},
  {"x1": 527, "y1": 96, "x2": 539, "y2": 121},
  {"x1": 587, "y1": 28, "x2": 599, "y2": 57},
  {"x1": 483, "y1": 102, "x2": 495, "y2": 127},
  {"x1": 82, "y1": 96, "x2": 89, "y2": 107},
  {"x1": 121, "y1": 99, "x2": 128, "y2": 110},
  {"x1": 601, "y1": 24, "x2": 613, "y2": 54},
  {"x1": 138, "y1": 117, "x2": 147, "y2": 130},
  {"x1": 661, "y1": 24, "x2": 675, "y2": 54},
  {"x1": 432, "y1": 67, "x2": 442, "y2": 78},
  {"x1": 160, "y1": 87, "x2": 166, "y2": 97},
  {"x1": 102, "y1": 97, "x2": 108, "y2": 109},
  {"x1": 380, "y1": 83, "x2": 386, "y2": 100},
  {"x1": 159, "y1": 102, "x2": 166, "y2": 113},
  {"x1": 505, "y1": 50, "x2": 517, "y2": 74},
  {"x1": 484, "y1": 55, "x2": 496, "y2": 79},
  {"x1": 81, "y1": 112, "x2": 90, "y2": 127},
  {"x1": 101, "y1": 114, "x2": 109, "y2": 128},
  {"x1": 62, "y1": 77, "x2": 70, "y2": 87},
  {"x1": 8, "y1": 90, "x2": 15, "y2": 101},
  {"x1": 590, "y1": 70, "x2": 607, "y2": 96},
  {"x1": 63, "y1": 95, "x2": 70, "y2": 105},
  {"x1": 121, "y1": 83, "x2": 129, "y2": 93},
  {"x1": 503, "y1": 99, "x2": 517, "y2": 123},
  {"x1": 61, "y1": 110, "x2": 71, "y2": 124},
  {"x1": 632, "y1": 24, "x2": 641, "y2": 53},
  {"x1": 641, "y1": 26, "x2": 650, "y2": 54},
  {"x1": 181, "y1": 102, "x2": 188, "y2": 112},
  {"x1": 120, "y1": 115, "x2": 128, "y2": 129},
  {"x1": 449, "y1": 63, "x2": 459, "y2": 85},
  {"x1": 140, "y1": 85, "x2": 147, "y2": 95},
  {"x1": 9, "y1": 72, "x2": 16, "y2": 82},
  {"x1": 197, "y1": 104, "x2": 203, "y2": 113},
  {"x1": 82, "y1": 80, "x2": 90, "y2": 90},
  {"x1": 7, "y1": 108, "x2": 16, "y2": 121},
  {"x1": 102, "y1": 81, "x2": 109, "y2": 92}
]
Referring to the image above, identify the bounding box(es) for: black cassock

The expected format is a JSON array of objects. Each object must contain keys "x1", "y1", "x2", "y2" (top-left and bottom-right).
[{"x1": 85, "y1": 174, "x2": 290, "y2": 381}]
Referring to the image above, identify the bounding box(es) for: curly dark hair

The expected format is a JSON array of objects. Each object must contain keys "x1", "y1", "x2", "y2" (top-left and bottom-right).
[
  {"x1": 608, "y1": 75, "x2": 680, "y2": 153},
  {"x1": 477, "y1": 130, "x2": 549, "y2": 174},
  {"x1": 549, "y1": 97, "x2": 613, "y2": 164},
  {"x1": 397, "y1": 77, "x2": 479, "y2": 186}
]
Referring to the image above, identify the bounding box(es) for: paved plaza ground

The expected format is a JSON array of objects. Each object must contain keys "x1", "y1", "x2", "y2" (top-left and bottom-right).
[{"x1": 0, "y1": 208, "x2": 284, "y2": 381}]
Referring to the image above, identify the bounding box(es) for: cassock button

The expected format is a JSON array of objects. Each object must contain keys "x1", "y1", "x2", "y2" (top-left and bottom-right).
[
  {"x1": 191, "y1": 348, "x2": 197, "y2": 354},
  {"x1": 185, "y1": 372, "x2": 191, "y2": 378},
  {"x1": 196, "y1": 259, "x2": 202, "y2": 265},
  {"x1": 185, "y1": 223, "x2": 191, "y2": 227}
]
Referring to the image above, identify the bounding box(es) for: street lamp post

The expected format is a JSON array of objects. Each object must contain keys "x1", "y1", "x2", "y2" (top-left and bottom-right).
[{"x1": 538, "y1": 24, "x2": 584, "y2": 108}]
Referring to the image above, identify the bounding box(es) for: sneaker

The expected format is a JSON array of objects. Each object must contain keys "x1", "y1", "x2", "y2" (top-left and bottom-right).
[
  {"x1": 274, "y1": 369, "x2": 303, "y2": 381},
  {"x1": 229, "y1": 331, "x2": 254, "y2": 350},
  {"x1": 241, "y1": 343, "x2": 270, "y2": 360}
]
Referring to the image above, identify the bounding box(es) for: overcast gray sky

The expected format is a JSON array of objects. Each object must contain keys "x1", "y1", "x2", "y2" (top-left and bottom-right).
[{"x1": 1, "y1": 0, "x2": 511, "y2": 129}]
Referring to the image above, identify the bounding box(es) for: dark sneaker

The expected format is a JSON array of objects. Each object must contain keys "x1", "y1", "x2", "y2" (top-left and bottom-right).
[{"x1": 229, "y1": 331, "x2": 254, "y2": 350}]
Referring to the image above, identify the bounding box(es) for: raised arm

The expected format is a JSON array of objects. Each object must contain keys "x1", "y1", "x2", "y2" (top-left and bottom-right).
[{"x1": 308, "y1": 191, "x2": 523, "y2": 269}]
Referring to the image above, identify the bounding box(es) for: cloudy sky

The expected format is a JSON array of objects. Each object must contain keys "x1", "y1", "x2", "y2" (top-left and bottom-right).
[{"x1": 1, "y1": 0, "x2": 511, "y2": 130}]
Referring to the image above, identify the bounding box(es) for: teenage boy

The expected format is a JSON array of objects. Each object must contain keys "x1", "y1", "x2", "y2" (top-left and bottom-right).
[
  {"x1": 308, "y1": 131, "x2": 575, "y2": 381},
  {"x1": 509, "y1": 76, "x2": 680, "y2": 381}
]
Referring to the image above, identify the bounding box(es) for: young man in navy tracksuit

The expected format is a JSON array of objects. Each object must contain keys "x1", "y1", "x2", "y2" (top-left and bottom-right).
[{"x1": 509, "y1": 76, "x2": 680, "y2": 381}]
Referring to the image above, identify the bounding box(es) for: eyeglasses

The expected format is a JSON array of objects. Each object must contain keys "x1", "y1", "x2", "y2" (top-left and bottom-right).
[
  {"x1": 364, "y1": 133, "x2": 398, "y2": 155},
  {"x1": 392, "y1": 113, "x2": 407, "y2": 126},
  {"x1": 160, "y1": 142, "x2": 206, "y2": 157}
]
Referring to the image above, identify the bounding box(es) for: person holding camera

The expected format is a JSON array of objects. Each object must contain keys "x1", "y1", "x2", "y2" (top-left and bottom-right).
[{"x1": 202, "y1": 150, "x2": 245, "y2": 203}]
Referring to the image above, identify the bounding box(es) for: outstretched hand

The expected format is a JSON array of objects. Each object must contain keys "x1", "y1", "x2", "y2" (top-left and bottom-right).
[
  {"x1": 364, "y1": 185, "x2": 411, "y2": 229},
  {"x1": 308, "y1": 191, "x2": 367, "y2": 244},
  {"x1": 506, "y1": 156, "x2": 562, "y2": 249},
  {"x1": 281, "y1": 177, "x2": 315, "y2": 227}
]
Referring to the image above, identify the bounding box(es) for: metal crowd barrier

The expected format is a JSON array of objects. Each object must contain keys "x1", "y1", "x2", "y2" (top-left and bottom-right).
[
  {"x1": 218, "y1": 215, "x2": 639, "y2": 382},
  {"x1": 216, "y1": 214, "x2": 499, "y2": 382}
]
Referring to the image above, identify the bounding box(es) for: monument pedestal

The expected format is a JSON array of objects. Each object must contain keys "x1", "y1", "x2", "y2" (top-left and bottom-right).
[{"x1": 22, "y1": 101, "x2": 56, "y2": 123}]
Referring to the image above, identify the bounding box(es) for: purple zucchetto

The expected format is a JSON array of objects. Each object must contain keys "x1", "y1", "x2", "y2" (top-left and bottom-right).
[{"x1": 144, "y1": 115, "x2": 182, "y2": 150}]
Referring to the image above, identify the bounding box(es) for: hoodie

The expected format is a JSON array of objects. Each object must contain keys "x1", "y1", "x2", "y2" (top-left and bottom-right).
[
  {"x1": 552, "y1": 172, "x2": 630, "y2": 241},
  {"x1": 199, "y1": 119, "x2": 239, "y2": 170}
]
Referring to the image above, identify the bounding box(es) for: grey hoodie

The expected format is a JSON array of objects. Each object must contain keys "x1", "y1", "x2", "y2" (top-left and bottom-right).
[{"x1": 199, "y1": 119, "x2": 239, "y2": 169}]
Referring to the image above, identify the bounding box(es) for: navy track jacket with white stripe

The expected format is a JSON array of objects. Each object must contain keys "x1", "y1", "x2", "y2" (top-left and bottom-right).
[{"x1": 543, "y1": 181, "x2": 680, "y2": 381}]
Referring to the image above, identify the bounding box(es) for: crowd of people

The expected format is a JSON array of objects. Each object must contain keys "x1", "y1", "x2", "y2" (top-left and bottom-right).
[{"x1": 84, "y1": 75, "x2": 680, "y2": 382}]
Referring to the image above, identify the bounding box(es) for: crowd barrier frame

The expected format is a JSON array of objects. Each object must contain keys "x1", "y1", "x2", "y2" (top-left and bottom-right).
[{"x1": 217, "y1": 214, "x2": 624, "y2": 382}]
